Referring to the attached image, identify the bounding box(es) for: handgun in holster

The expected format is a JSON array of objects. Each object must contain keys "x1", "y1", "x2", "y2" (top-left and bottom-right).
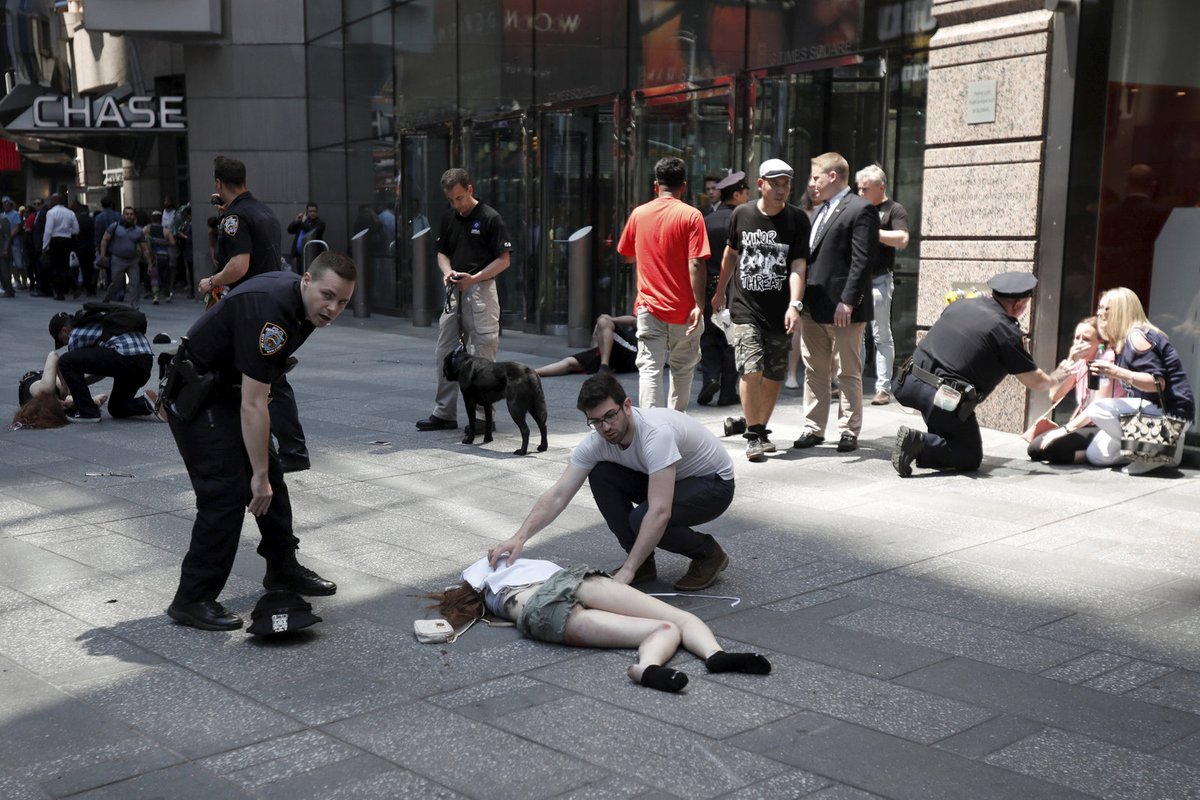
[{"x1": 158, "y1": 336, "x2": 215, "y2": 421}]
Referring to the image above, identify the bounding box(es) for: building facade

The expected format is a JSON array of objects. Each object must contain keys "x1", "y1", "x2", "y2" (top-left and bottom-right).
[{"x1": 2, "y1": 0, "x2": 1197, "y2": 442}]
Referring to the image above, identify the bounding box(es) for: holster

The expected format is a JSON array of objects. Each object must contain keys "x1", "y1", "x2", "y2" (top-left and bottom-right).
[
  {"x1": 158, "y1": 336, "x2": 215, "y2": 421},
  {"x1": 904, "y1": 358, "x2": 981, "y2": 421}
]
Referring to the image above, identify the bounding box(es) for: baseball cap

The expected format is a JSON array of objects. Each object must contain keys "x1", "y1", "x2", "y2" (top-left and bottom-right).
[
  {"x1": 49, "y1": 312, "x2": 71, "y2": 347},
  {"x1": 759, "y1": 159, "x2": 793, "y2": 179}
]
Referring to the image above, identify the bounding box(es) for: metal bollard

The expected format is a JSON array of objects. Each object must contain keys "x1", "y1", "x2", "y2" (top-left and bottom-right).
[
  {"x1": 301, "y1": 238, "x2": 328, "y2": 272},
  {"x1": 350, "y1": 229, "x2": 369, "y2": 318},
  {"x1": 411, "y1": 226, "x2": 433, "y2": 327},
  {"x1": 567, "y1": 226, "x2": 594, "y2": 348}
]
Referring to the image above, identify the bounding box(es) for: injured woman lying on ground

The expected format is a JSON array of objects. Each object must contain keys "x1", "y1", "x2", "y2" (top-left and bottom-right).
[{"x1": 428, "y1": 557, "x2": 771, "y2": 693}]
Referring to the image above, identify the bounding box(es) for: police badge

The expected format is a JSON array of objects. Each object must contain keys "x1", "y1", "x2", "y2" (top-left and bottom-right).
[
  {"x1": 259, "y1": 322, "x2": 287, "y2": 355},
  {"x1": 222, "y1": 215, "x2": 239, "y2": 236}
]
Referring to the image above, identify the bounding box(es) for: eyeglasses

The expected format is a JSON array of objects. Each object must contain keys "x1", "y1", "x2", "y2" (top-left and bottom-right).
[{"x1": 585, "y1": 407, "x2": 622, "y2": 430}]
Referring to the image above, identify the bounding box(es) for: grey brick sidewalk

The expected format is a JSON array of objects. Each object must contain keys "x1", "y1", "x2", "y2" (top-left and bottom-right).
[{"x1": 2, "y1": 292, "x2": 1199, "y2": 799}]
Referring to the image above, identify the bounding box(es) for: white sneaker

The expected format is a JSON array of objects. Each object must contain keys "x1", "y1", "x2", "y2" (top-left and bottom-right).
[
  {"x1": 745, "y1": 434, "x2": 766, "y2": 461},
  {"x1": 784, "y1": 376, "x2": 800, "y2": 389}
]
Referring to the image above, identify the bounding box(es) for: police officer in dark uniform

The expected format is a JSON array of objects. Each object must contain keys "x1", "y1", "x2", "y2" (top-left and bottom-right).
[
  {"x1": 697, "y1": 171, "x2": 748, "y2": 406},
  {"x1": 165, "y1": 252, "x2": 356, "y2": 631},
  {"x1": 199, "y1": 155, "x2": 311, "y2": 473},
  {"x1": 892, "y1": 271, "x2": 1071, "y2": 477}
]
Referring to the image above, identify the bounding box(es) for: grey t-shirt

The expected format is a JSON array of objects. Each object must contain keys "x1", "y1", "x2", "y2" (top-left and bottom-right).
[{"x1": 569, "y1": 407, "x2": 735, "y2": 481}]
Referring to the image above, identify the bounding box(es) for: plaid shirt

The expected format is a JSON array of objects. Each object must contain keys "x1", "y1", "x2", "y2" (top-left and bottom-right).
[{"x1": 69, "y1": 324, "x2": 154, "y2": 357}]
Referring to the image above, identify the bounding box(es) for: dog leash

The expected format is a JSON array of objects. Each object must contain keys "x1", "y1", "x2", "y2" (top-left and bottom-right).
[{"x1": 647, "y1": 593, "x2": 741, "y2": 607}]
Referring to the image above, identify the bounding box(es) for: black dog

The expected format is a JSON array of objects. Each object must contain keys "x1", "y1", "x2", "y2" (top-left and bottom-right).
[{"x1": 443, "y1": 344, "x2": 549, "y2": 456}]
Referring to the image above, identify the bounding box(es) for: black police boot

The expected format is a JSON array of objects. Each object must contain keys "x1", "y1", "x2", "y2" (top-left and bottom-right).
[
  {"x1": 264, "y1": 552, "x2": 337, "y2": 596},
  {"x1": 167, "y1": 600, "x2": 243, "y2": 631}
]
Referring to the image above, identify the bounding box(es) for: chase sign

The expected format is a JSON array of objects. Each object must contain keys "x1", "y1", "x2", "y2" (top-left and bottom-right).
[{"x1": 7, "y1": 93, "x2": 186, "y2": 133}]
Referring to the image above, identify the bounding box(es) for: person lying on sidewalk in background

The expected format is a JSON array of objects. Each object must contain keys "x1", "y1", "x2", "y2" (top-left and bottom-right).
[{"x1": 535, "y1": 314, "x2": 638, "y2": 377}]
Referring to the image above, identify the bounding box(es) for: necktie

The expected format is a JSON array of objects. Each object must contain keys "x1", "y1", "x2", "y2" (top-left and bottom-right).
[{"x1": 810, "y1": 200, "x2": 831, "y2": 248}]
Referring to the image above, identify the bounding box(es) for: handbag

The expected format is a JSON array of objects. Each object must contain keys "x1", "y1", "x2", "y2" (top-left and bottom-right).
[{"x1": 1119, "y1": 376, "x2": 1188, "y2": 464}]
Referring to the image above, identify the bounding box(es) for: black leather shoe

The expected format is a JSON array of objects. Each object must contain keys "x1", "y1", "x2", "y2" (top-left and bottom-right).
[
  {"x1": 792, "y1": 431, "x2": 825, "y2": 449},
  {"x1": 836, "y1": 432, "x2": 858, "y2": 452},
  {"x1": 415, "y1": 416, "x2": 457, "y2": 431},
  {"x1": 167, "y1": 600, "x2": 243, "y2": 631},
  {"x1": 697, "y1": 379, "x2": 720, "y2": 406},
  {"x1": 264, "y1": 560, "x2": 337, "y2": 596},
  {"x1": 893, "y1": 425, "x2": 926, "y2": 478},
  {"x1": 278, "y1": 454, "x2": 311, "y2": 473}
]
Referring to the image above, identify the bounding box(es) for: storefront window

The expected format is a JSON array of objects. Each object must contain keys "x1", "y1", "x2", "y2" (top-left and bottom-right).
[
  {"x1": 467, "y1": 118, "x2": 527, "y2": 323},
  {"x1": 633, "y1": 0, "x2": 745, "y2": 86},
  {"x1": 394, "y1": 0, "x2": 457, "y2": 128},
  {"x1": 345, "y1": 12, "x2": 394, "y2": 144},
  {"x1": 347, "y1": 138, "x2": 399, "y2": 311},
  {"x1": 1094, "y1": 0, "x2": 1200, "y2": 400},
  {"x1": 307, "y1": 29, "x2": 345, "y2": 149},
  {"x1": 458, "y1": 0, "x2": 534, "y2": 118}
]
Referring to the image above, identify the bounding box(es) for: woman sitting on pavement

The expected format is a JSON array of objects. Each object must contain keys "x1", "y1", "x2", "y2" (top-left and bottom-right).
[
  {"x1": 1083, "y1": 287, "x2": 1195, "y2": 474},
  {"x1": 1027, "y1": 316, "x2": 1124, "y2": 464},
  {"x1": 430, "y1": 556, "x2": 771, "y2": 693},
  {"x1": 11, "y1": 351, "x2": 107, "y2": 430}
]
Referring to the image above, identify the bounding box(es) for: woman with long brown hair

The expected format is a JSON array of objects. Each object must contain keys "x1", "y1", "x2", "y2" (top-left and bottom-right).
[
  {"x1": 11, "y1": 350, "x2": 106, "y2": 430},
  {"x1": 430, "y1": 557, "x2": 770, "y2": 693}
]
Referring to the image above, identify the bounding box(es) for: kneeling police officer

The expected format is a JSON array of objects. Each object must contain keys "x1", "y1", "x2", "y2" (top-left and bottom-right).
[
  {"x1": 892, "y1": 271, "x2": 1070, "y2": 477},
  {"x1": 164, "y1": 252, "x2": 356, "y2": 631}
]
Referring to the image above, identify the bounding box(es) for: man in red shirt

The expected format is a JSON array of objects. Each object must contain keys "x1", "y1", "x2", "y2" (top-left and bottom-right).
[{"x1": 617, "y1": 157, "x2": 710, "y2": 411}]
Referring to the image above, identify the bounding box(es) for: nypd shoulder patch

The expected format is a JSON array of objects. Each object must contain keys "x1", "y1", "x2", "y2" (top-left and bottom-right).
[
  {"x1": 222, "y1": 215, "x2": 240, "y2": 236},
  {"x1": 259, "y1": 322, "x2": 287, "y2": 356}
]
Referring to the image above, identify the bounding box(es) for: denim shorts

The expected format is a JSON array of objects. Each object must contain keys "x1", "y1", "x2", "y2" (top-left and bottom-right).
[{"x1": 515, "y1": 564, "x2": 607, "y2": 643}]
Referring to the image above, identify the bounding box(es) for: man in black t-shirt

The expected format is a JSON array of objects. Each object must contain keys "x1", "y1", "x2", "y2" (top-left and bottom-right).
[
  {"x1": 416, "y1": 168, "x2": 514, "y2": 432},
  {"x1": 856, "y1": 165, "x2": 910, "y2": 406},
  {"x1": 713, "y1": 159, "x2": 810, "y2": 461}
]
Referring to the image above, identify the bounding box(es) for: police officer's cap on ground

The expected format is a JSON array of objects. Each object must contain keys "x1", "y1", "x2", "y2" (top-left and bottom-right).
[
  {"x1": 759, "y1": 159, "x2": 793, "y2": 179},
  {"x1": 246, "y1": 590, "x2": 322, "y2": 636},
  {"x1": 987, "y1": 271, "x2": 1037, "y2": 299},
  {"x1": 716, "y1": 171, "x2": 746, "y2": 191},
  {"x1": 49, "y1": 311, "x2": 71, "y2": 347}
]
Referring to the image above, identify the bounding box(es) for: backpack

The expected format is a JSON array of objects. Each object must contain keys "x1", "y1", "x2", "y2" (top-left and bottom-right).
[{"x1": 72, "y1": 302, "x2": 148, "y2": 342}]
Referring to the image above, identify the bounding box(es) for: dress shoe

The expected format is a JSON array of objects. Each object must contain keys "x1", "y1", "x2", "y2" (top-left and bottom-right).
[
  {"x1": 415, "y1": 415, "x2": 457, "y2": 431},
  {"x1": 674, "y1": 542, "x2": 730, "y2": 591},
  {"x1": 892, "y1": 425, "x2": 926, "y2": 478},
  {"x1": 723, "y1": 415, "x2": 746, "y2": 437},
  {"x1": 716, "y1": 392, "x2": 740, "y2": 406},
  {"x1": 697, "y1": 379, "x2": 720, "y2": 406},
  {"x1": 792, "y1": 431, "x2": 825, "y2": 449},
  {"x1": 836, "y1": 432, "x2": 858, "y2": 452},
  {"x1": 264, "y1": 555, "x2": 337, "y2": 596},
  {"x1": 278, "y1": 454, "x2": 311, "y2": 473},
  {"x1": 167, "y1": 600, "x2": 243, "y2": 631},
  {"x1": 871, "y1": 391, "x2": 891, "y2": 406}
]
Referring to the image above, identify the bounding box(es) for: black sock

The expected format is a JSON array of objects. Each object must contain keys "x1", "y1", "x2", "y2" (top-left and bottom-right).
[
  {"x1": 748, "y1": 423, "x2": 768, "y2": 436},
  {"x1": 640, "y1": 664, "x2": 689, "y2": 692},
  {"x1": 706, "y1": 651, "x2": 772, "y2": 675}
]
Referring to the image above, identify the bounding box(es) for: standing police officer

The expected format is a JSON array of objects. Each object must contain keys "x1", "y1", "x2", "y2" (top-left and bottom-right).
[
  {"x1": 199, "y1": 155, "x2": 311, "y2": 473},
  {"x1": 892, "y1": 271, "x2": 1071, "y2": 476},
  {"x1": 166, "y1": 253, "x2": 356, "y2": 631}
]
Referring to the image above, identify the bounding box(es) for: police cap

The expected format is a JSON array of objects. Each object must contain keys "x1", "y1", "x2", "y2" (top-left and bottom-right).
[
  {"x1": 715, "y1": 171, "x2": 746, "y2": 191},
  {"x1": 49, "y1": 311, "x2": 71, "y2": 347},
  {"x1": 246, "y1": 590, "x2": 322, "y2": 636},
  {"x1": 987, "y1": 271, "x2": 1037, "y2": 299}
]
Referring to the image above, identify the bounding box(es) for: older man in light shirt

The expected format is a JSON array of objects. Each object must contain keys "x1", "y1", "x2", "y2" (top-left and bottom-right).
[{"x1": 42, "y1": 193, "x2": 80, "y2": 301}]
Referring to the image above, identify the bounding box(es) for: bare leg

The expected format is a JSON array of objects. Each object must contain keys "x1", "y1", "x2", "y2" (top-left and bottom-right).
[
  {"x1": 536, "y1": 356, "x2": 585, "y2": 377},
  {"x1": 563, "y1": 607, "x2": 682, "y2": 684},
  {"x1": 573, "y1": 576, "x2": 722, "y2": 659},
  {"x1": 594, "y1": 314, "x2": 616, "y2": 366},
  {"x1": 740, "y1": 373, "x2": 783, "y2": 428}
]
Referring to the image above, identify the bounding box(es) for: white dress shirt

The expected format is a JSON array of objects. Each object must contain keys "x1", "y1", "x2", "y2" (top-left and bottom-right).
[{"x1": 43, "y1": 204, "x2": 80, "y2": 248}]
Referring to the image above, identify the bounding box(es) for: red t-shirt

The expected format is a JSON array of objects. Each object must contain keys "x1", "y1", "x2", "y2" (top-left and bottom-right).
[{"x1": 617, "y1": 196, "x2": 710, "y2": 324}]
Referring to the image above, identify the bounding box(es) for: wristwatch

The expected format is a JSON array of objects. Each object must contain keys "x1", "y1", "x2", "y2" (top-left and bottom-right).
[{"x1": 788, "y1": 300, "x2": 804, "y2": 312}]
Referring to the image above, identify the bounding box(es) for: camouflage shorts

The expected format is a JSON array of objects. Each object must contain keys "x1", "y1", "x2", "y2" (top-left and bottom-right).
[{"x1": 730, "y1": 323, "x2": 790, "y2": 381}]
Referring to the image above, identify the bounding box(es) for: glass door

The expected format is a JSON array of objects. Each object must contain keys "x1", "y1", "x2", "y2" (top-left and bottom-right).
[
  {"x1": 534, "y1": 106, "x2": 618, "y2": 334},
  {"x1": 399, "y1": 124, "x2": 451, "y2": 320},
  {"x1": 465, "y1": 116, "x2": 528, "y2": 326},
  {"x1": 626, "y1": 85, "x2": 733, "y2": 311}
]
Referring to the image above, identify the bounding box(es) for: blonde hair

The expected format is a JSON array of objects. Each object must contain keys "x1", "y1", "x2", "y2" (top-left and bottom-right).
[
  {"x1": 1099, "y1": 287, "x2": 1159, "y2": 353},
  {"x1": 811, "y1": 152, "x2": 849, "y2": 181}
]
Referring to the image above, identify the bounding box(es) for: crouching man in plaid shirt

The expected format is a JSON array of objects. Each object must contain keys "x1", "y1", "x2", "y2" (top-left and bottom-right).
[{"x1": 48, "y1": 308, "x2": 159, "y2": 423}]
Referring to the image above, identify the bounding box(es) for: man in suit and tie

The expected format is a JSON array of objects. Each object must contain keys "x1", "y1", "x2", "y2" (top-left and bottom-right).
[{"x1": 793, "y1": 152, "x2": 880, "y2": 453}]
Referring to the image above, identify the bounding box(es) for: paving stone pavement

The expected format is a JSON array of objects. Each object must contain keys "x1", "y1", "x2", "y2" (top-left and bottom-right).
[{"x1": 2, "y1": 292, "x2": 1199, "y2": 799}]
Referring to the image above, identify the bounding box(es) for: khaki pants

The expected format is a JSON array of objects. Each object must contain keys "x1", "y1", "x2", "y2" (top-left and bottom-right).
[
  {"x1": 432, "y1": 279, "x2": 500, "y2": 422},
  {"x1": 800, "y1": 314, "x2": 866, "y2": 437},
  {"x1": 635, "y1": 308, "x2": 702, "y2": 411}
]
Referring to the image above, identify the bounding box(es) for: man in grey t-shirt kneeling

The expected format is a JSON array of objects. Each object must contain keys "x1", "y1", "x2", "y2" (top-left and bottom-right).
[{"x1": 488, "y1": 373, "x2": 734, "y2": 591}]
